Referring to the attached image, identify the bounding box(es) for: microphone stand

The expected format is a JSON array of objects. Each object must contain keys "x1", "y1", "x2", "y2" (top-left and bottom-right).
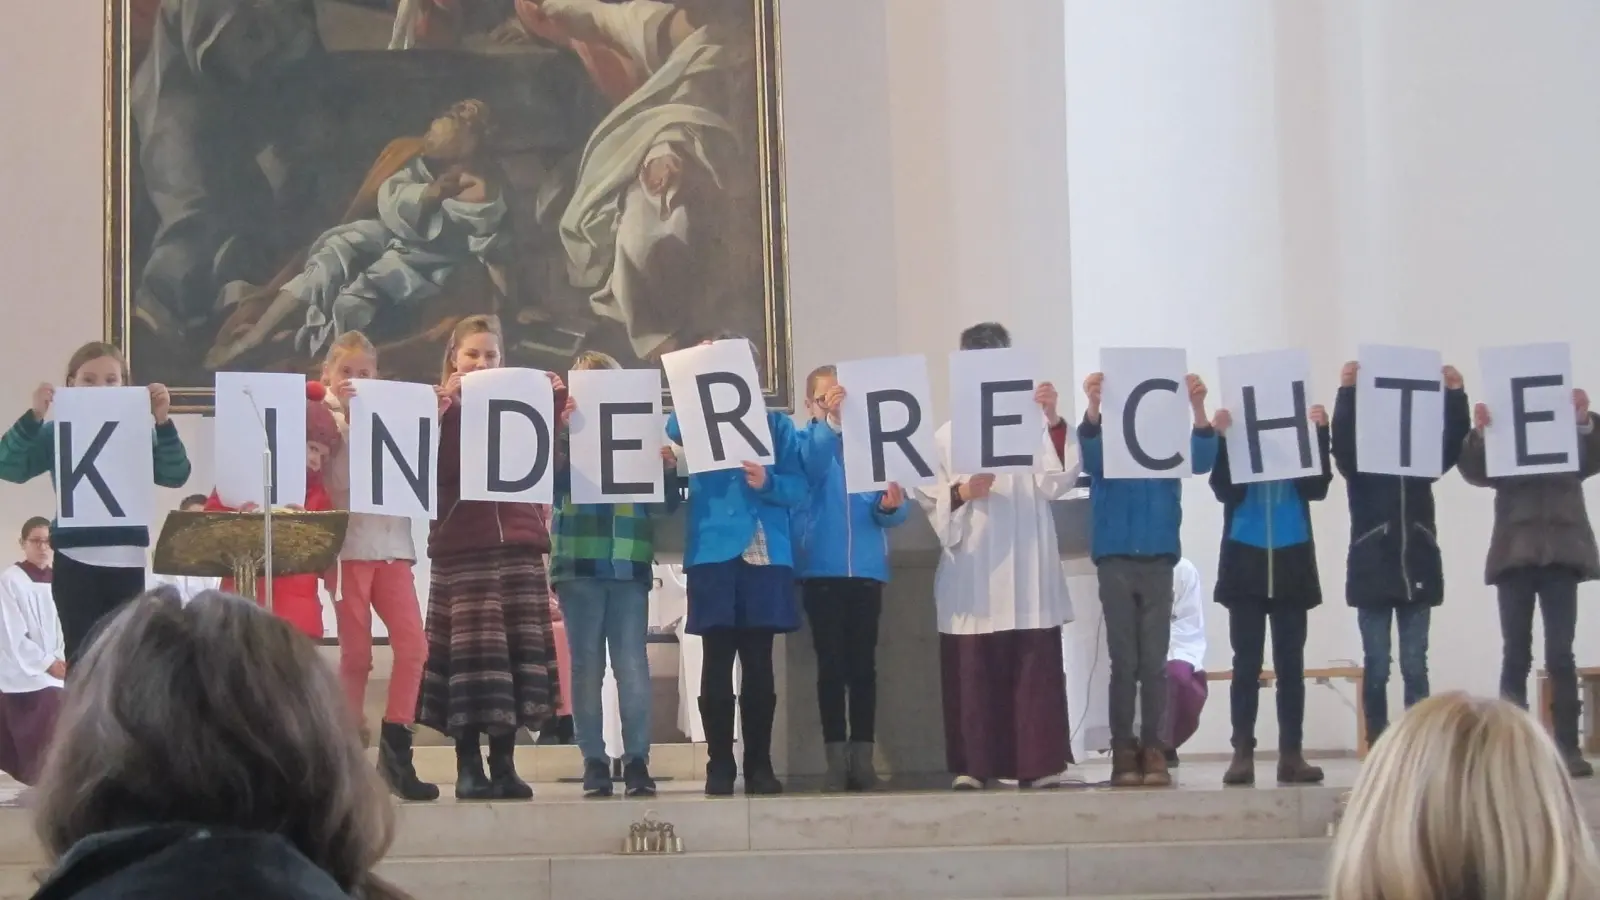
[{"x1": 242, "y1": 387, "x2": 275, "y2": 613}]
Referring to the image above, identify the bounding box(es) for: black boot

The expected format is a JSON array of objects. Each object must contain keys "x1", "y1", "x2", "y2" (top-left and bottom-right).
[
  {"x1": 740, "y1": 693, "x2": 783, "y2": 796},
  {"x1": 455, "y1": 730, "x2": 493, "y2": 801},
  {"x1": 378, "y1": 722, "x2": 440, "y2": 802},
  {"x1": 1551, "y1": 677, "x2": 1591, "y2": 778},
  {"x1": 1223, "y1": 737, "x2": 1255, "y2": 787},
  {"x1": 700, "y1": 695, "x2": 738, "y2": 796},
  {"x1": 487, "y1": 731, "x2": 533, "y2": 800}
]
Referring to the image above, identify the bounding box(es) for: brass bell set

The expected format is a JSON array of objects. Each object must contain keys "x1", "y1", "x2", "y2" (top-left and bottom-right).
[{"x1": 621, "y1": 812, "x2": 685, "y2": 855}]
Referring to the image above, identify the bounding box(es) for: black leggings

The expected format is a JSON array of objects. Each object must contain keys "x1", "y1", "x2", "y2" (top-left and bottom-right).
[
  {"x1": 803, "y1": 578, "x2": 883, "y2": 743},
  {"x1": 701, "y1": 628, "x2": 776, "y2": 701},
  {"x1": 54, "y1": 552, "x2": 147, "y2": 664}
]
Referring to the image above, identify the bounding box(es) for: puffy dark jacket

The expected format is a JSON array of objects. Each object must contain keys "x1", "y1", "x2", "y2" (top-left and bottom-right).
[
  {"x1": 1458, "y1": 413, "x2": 1600, "y2": 585},
  {"x1": 1210, "y1": 425, "x2": 1333, "y2": 609},
  {"x1": 430, "y1": 390, "x2": 565, "y2": 560},
  {"x1": 1331, "y1": 384, "x2": 1472, "y2": 608},
  {"x1": 31, "y1": 824, "x2": 357, "y2": 900}
]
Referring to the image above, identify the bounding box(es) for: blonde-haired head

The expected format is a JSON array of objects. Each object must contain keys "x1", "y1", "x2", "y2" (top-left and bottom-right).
[
  {"x1": 440, "y1": 315, "x2": 502, "y2": 384},
  {"x1": 572, "y1": 350, "x2": 621, "y2": 372},
  {"x1": 1328, "y1": 692, "x2": 1600, "y2": 900},
  {"x1": 325, "y1": 331, "x2": 377, "y2": 365}
]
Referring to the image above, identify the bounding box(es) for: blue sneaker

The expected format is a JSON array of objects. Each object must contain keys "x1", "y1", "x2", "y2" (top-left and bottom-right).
[{"x1": 583, "y1": 758, "x2": 614, "y2": 798}]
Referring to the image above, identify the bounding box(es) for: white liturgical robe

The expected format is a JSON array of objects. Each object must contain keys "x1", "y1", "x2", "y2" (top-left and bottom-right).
[{"x1": 917, "y1": 423, "x2": 1080, "y2": 635}]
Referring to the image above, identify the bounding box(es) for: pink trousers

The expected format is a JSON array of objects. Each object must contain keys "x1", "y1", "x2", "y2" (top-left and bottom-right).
[{"x1": 335, "y1": 560, "x2": 427, "y2": 726}]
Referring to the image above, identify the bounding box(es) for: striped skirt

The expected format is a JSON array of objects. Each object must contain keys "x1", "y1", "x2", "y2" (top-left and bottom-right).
[{"x1": 417, "y1": 546, "x2": 560, "y2": 738}]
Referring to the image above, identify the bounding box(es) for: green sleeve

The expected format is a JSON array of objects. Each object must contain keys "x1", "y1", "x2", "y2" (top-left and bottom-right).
[
  {"x1": 0, "y1": 413, "x2": 53, "y2": 484},
  {"x1": 151, "y1": 421, "x2": 192, "y2": 488}
]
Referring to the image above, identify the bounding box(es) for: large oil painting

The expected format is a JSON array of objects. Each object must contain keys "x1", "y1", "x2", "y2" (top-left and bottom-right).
[{"x1": 106, "y1": 0, "x2": 790, "y2": 411}]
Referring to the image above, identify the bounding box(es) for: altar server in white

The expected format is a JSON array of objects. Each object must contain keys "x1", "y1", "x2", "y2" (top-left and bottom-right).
[
  {"x1": 1161, "y1": 558, "x2": 1209, "y2": 766},
  {"x1": 917, "y1": 323, "x2": 1080, "y2": 791},
  {"x1": 0, "y1": 516, "x2": 66, "y2": 784}
]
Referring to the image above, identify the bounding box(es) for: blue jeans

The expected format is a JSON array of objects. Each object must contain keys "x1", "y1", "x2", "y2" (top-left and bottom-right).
[
  {"x1": 556, "y1": 578, "x2": 652, "y2": 765},
  {"x1": 1357, "y1": 605, "x2": 1431, "y2": 740}
]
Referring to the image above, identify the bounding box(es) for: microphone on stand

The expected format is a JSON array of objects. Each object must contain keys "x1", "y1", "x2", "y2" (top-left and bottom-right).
[{"x1": 242, "y1": 386, "x2": 275, "y2": 613}]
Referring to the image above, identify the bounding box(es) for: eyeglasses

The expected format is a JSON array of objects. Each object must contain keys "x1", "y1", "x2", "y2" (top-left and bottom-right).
[{"x1": 22, "y1": 539, "x2": 48, "y2": 548}]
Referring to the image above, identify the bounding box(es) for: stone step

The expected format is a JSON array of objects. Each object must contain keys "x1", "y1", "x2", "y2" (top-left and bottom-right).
[{"x1": 379, "y1": 837, "x2": 1334, "y2": 900}]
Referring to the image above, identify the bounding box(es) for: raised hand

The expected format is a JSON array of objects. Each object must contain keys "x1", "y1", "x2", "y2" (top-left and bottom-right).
[
  {"x1": 1442, "y1": 366, "x2": 1463, "y2": 390},
  {"x1": 1576, "y1": 389, "x2": 1591, "y2": 424},
  {"x1": 1340, "y1": 361, "x2": 1359, "y2": 387},
  {"x1": 881, "y1": 481, "x2": 905, "y2": 511},
  {"x1": 822, "y1": 384, "x2": 846, "y2": 417},
  {"x1": 149, "y1": 383, "x2": 172, "y2": 425},
  {"x1": 1186, "y1": 374, "x2": 1209, "y2": 425},
  {"x1": 1474, "y1": 402, "x2": 1491, "y2": 431},
  {"x1": 962, "y1": 473, "x2": 996, "y2": 502},
  {"x1": 30, "y1": 383, "x2": 53, "y2": 422},
  {"x1": 1083, "y1": 373, "x2": 1104, "y2": 423},
  {"x1": 1309, "y1": 404, "x2": 1328, "y2": 428},
  {"x1": 1212, "y1": 408, "x2": 1233, "y2": 434},
  {"x1": 1036, "y1": 382, "x2": 1062, "y2": 426}
]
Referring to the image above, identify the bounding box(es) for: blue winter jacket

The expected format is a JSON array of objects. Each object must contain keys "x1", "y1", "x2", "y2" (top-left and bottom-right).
[
  {"x1": 666, "y1": 410, "x2": 808, "y2": 568},
  {"x1": 1078, "y1": 416, "x2": 1219, "y2": 561},
  {"x1": 793, "y1": 419, "x2": 911, "y2": 582}
]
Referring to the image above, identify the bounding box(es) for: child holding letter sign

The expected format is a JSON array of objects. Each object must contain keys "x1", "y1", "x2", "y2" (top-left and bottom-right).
[
  {"x1": 1458, "y1": 388, "x2": 1600, "y2": 778},
  {"x1": 796, "y1": 366, "x2": 911, "y2": 792},
  {"x1": 1331, "y1": 360, "x2": 1470, "y2": 744},
  {"x1": 665, "y1": 333, "x2": 807, "y2": 797},
  {"x1": 321, "y1": 330, "x2": 438, "y2": 802},
  {"x1": 1209, "y1": 403, "x2": 1332, "y2": 786},
  {"x1": 551, "y1": 351, "x2": 682, "y2": 799},
  {"x1": 0, "y1": 342, "x2": 191, "y2": 663},
  {"x1": 1078, "y1": 368, "x2": 1217, "y2": 788},
  {"x1": 419, "y1": 315, "x2": 568, "y2": 801}
]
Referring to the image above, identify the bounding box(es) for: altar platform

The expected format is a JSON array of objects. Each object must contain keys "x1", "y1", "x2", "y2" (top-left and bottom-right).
[{"x1": 0, "y1": 757, "x2": 1523, "y2": 900}]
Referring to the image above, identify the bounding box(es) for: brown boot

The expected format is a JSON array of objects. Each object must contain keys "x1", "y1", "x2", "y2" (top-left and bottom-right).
[
  {"x1": 1276, "y1": 750, "x2": 1325, "y2": 784},
  {"x1": 1222, "y1": 743, "x2": 1255, "y2": 787},
  {"x1": 1140, "y1": 745, "x2": 1171, "y2": 787},
  {"x1": 1111, "y1": 745, "x2": 1143, "y2": 787}
]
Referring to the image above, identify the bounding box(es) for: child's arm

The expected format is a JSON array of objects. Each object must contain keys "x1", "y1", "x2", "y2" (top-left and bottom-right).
[
  {"x1": 1208, "y1": 416, "x2": 1249, "y2": 505},
  {"x1": 0, "y1": 413, "x2": 53, "y2": 485},
  {"x1": 1331, "y1": 383, "x2": 1358, "y2": 479},
  {"x1": 1189, "y1": 425, "x2": 1219, "y2": 475},
  {"x1": 152, "y1": 420, "x2": 192, "y2": 489},
  {"x1": 753, "y1": 414, "x2": 807, "y2": 508},
  {"x1": 1297, "y1": 423, "x2": 1335, "y2": 501},
  {"x1": 796, "y1": 418, "x2": 841, "y2": 487},
  {"x1": 1456, "y1": 405, "x2": 1492, "y2": 487},
  {"x1": 1441, "y1": 380, "x2": 1472, "y2": 474},
  {"x1": 1578, "y1": 412, "x2": 1600, "y2": 480},
  {"x1": 1075, "y1": 416, "x2": 1105, "y2": 479}
]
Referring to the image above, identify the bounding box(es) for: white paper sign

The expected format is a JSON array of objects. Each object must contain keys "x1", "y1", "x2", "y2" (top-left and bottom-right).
[
  {"x1": 1480, "y1": 342, "x2": 1578, "y2": 477},
  {"x1": 459, "y1": 368, "x2": 555, "y2": 504},
  {"x1": 1100, "y1": 348, "x2": 1191, "y2": 479},
  {"x1": 569, "y1": 368, "x2": 665, "y2": 504},
  {"x1": 662, "y1": 340, "x2": 774, "y2": 474},
  {"x1": 1356, "y1": 345, "x2": 1444, "y2": 478},
  {"x1": 213, "y1": 372, "x2": 308, "y2": 509},
  {"x1": 949, "y1": 348, "x2": 1042, "y2": 474},
  {"x1": 836, "y1": 355, "x2": 938, "y2": 492},
  {"x1": 53, "y1": 387, "x2": 155, "y2": 530},
  {"x1": 1219, "y1": 349, "x2": 1322, "y2": 484},
  {"x1": 349, "y1": 380, "x2": 439, "y2": 518}
]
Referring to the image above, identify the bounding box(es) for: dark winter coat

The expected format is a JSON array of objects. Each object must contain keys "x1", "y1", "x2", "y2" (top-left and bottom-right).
[
  {"x1": 1210, "y1": 424, "x2": 1333, "y2": 609},
  {"x1": 31, "y1": 823, "x2": 356, "y2": 900},
  {"x1": 1457, "y1": 413, "x2": 1600, "y2": 585},
  {"x1": 1331, "y1": 384, "x2": 1472, "y2": 608}
]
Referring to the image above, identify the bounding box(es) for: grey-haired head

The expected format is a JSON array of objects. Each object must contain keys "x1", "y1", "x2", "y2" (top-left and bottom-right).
[{"x1": 959, "y1": 322, "x2": 1011, "y2": 351}]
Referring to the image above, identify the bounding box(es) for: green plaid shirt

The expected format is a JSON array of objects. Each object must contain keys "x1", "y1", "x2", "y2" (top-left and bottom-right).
[{"x1": 550, "y1": 465, "x2": 681, "y2": 585}]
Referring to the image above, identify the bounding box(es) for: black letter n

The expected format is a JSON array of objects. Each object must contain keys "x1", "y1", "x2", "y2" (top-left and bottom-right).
[{"x1": 371, "y1": 416, "x2": 430, "y2": 509}]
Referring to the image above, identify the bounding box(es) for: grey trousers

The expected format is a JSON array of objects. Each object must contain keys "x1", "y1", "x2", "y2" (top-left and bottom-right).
[{"x1": 1098, "y1": 556, "x2": 1177, "y2": 747}]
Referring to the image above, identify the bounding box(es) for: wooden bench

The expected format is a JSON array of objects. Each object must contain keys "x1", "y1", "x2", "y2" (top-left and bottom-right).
[
  {"x1": 1537, "y1": 666, "x2": 1600, "y2": 753},
  {"x1": 1206, "y1": 666, "x2": 1369, "y2": 758}
]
